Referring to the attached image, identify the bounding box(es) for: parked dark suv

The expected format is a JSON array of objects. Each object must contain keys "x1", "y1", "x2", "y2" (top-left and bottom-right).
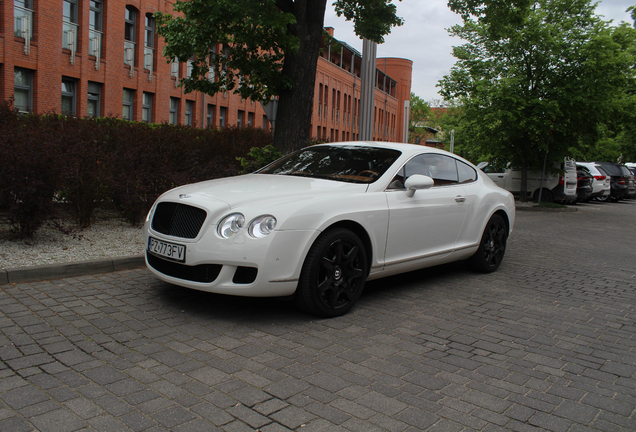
[
  {"x1": 593, "y1": 162, "x2": 629, "y2": 201},
  {"x1": 619, "y1": 165, "x2": 635, "y2": 198}
]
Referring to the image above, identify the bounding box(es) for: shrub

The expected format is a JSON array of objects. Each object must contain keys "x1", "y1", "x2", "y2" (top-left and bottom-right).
[
  {"x1": 57, "y1": 116, "x2": 109, "y2": 227},
  {"x1": 0, "y1": 109, "x2": 274, "y2": 234},
  {"x1": 0, "y1": 104, "x2": 63, "y2": 237},
  {"x1": 237, "y1": 145, "x2": 284, "y2": 173}
]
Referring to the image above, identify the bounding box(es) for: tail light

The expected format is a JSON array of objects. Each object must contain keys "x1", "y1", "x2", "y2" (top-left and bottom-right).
[
  {"x1": 559, "y1": 175, "x2": 564, "y2": 185},
  {"x1": 617, "y1": 178, "x2": 626, "y2": 185},
  {"x1": 594, "y1": 175, "x2": 606, "y2": 181}
]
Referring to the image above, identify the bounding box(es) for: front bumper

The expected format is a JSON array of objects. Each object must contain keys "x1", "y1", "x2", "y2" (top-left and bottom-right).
[{"x1": 144, "y1": 225, "x2": 318, "y2": 297}]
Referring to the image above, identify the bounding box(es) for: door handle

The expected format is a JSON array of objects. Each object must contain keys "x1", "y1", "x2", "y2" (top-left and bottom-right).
[{"x1": 455, "y1": 196, "x2": 466, "y2": 203}]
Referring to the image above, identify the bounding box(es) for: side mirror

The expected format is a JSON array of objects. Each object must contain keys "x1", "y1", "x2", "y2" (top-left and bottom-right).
[{"x1": 405, "y1": 174, "x2": 434, "y2": 197}]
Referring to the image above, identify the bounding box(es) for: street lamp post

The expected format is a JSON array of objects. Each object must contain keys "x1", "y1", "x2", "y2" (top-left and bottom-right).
[{"x1": 260, "y1": 98, "x2": 279, "y2": 130}]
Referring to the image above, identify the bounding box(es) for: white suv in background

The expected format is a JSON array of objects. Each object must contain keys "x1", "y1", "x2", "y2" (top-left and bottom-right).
[
  {"x1": 477, "y1": 158, "x2": 577, "y2": 203},
  {"x1": 576, "y1": 162, "x2": 612, "y2": 201}
]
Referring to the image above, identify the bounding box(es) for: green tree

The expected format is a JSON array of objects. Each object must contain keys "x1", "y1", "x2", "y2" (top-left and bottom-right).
[
  {"x1": 438, "y1": 0, "x2": 635, "y2": 201},
  {"x1": 156, "y1": 0, "x2": 403, "y2": 152},
  {"x1": 408, "y1": 92, "x2": 430, "y2": 142}
]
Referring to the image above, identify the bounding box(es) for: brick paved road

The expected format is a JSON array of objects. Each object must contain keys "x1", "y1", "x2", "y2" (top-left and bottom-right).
[{"x1": 1, "y1": 200, "x2": 635, "y2": 431}]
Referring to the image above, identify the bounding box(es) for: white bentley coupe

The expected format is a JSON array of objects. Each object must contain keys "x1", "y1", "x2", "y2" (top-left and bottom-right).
[{"x1": 144, "y1": 142, "x2": 515, "y2": 317}]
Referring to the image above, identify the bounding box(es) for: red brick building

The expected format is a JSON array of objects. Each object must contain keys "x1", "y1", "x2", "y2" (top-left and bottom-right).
[{"x1": 1, "y1": 1, "x2": 412, "y2": 142}]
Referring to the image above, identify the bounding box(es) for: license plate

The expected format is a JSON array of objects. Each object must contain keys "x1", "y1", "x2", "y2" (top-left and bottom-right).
[{"x1": 148, "y1": 237, "x2": 186, "y2": 262}]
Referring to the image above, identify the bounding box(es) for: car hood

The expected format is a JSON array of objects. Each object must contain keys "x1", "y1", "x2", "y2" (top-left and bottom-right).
[{"x1": 159, "y1": 174, "x2": 368, "y2": 213}]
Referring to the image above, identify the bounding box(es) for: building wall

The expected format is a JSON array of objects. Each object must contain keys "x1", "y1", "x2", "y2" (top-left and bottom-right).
[{"x1": 1, "y1": 1, "x2": 412, "y2": 142}]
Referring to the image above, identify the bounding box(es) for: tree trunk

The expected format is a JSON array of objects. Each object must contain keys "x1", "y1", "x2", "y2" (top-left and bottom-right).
[{"x1": 273, "y1": 0, "x2": 328, "y2": 153}]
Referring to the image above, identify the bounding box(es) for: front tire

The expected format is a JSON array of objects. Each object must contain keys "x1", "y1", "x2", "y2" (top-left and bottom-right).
[
  {"x1": 466, "y1": 214, "x2": 508, "y2": 273},
  {"x1": 295, "y1": 228, "x2": 368, "y2": 317}
]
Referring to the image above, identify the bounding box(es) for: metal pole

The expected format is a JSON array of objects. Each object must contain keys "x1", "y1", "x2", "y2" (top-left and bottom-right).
[
  {"x1": 359, "y1": 38, "x2": 376, "y2": 141},
  {"x1": 537, "y1": 136, "x2": 550, "y2": 203}
]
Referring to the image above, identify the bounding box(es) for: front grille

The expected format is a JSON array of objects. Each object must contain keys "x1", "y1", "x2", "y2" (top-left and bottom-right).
[
  {"x1": 147, "y1": 252, "x2": 221, "y2": 283},
  {"x1": 152, "y1": 202, "x2": 207, "y2": 239},
  {"x1": 233, "y1": 266, "x2": 258, "y2": 284}
]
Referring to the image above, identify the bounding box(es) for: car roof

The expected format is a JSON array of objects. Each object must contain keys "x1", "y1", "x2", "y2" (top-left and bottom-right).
[{"x1": 316, "y1": 141, "x2": 458, "y2": 159}]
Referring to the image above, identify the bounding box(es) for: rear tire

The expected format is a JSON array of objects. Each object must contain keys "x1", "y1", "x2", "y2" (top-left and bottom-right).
[
  {"x1": 466, "y1": 214, "x2": 508, "y2": 273},
  {"x1": 294, "y1": 228, "x2": 368, "y2": 318},
  {"x1": 534, "y1": 189, "x2": 554, "y2": 204}
]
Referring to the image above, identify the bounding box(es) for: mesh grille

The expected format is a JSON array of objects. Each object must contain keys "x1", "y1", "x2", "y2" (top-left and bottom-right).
[
  {"x1": 152, "y1": 202, "x2": 207, "y2": 239},
  {"x1": 147, "y1": 252, "x2": 221, "y2": 283},
  {"x1": 232, "y1": 267, "x2": 258, "y2": 284}
]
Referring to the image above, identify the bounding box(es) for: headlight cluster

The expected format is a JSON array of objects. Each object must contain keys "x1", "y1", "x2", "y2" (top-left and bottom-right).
[{"x1": 217, "y1": 213, "x2": 277, "y2": 239}]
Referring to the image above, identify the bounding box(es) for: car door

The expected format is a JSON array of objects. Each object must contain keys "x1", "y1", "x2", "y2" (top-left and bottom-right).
[
  {"x1": 483, "y1": 164, "x2": 507, "y2": 189},
  {"x1": 384, "y1": 153, "x2": 468, "y2": 270}
]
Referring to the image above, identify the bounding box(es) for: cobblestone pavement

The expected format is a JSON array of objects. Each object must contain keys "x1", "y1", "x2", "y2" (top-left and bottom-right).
[{"x1": 1, "y1": 200, "x2": 635, "y2": 432}]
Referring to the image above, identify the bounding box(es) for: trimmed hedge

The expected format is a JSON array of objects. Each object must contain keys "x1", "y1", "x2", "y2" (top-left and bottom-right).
[{"x1": 0, "y1": 101, "x2": 272, "y2": 237}]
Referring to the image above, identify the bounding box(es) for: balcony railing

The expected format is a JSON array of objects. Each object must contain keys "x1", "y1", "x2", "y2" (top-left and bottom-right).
[
  {"x1": 90, "y1": 30, "x2": 102, "y2": 69},
  {"x1": 14, "y1": 6, "x2": 33, "y2": 39},
  {"x1": 14, "y1": 6, "x2": 32, "y2": 54},
  {"x1": 144, "y1": 47, "x2": 154, "y2": 82},
  {"x1": 90, "y1": 30, "x2": 102, "y2": 58},
  {"x1": 124, "y1": 40, "x2": 135, "y2": 77},
  {"x1": 124, "y1": 40, "x2": 135, "y2": 65},
  {"x1": 63, "y1": 22, "x2": 78, "y2": 51}
]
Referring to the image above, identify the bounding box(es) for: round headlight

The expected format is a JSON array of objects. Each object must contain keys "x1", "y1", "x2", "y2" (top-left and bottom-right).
[
  {"x1": 217, "y1": 213, "x2": 245, "y2": 238},
  {"x1": 248, "y1": 215, "x2": 277, "y2": 238}
]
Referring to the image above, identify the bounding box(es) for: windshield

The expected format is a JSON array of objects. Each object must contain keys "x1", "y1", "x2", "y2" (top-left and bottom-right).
[{"x1": 257, "y1": 145, "x2": 402, "y2": 183}]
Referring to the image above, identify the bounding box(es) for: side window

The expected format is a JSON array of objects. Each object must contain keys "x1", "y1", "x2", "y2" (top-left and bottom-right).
[
  {"x1": 458, "y1": 160, "x2": 477, "y2": 183},
  {"x1": 388, "y1": 154, "x2": 461, "y2": 190},
  {"x1": 426, "y1": 154, "x2": 458, "y2": 185}
]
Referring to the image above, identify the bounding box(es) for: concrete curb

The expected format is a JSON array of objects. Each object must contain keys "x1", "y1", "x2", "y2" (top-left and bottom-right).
[
  {"x1": 516, "y1": 205, "x2": 578, "y2": 212},
  {"x1": 1, "y1": 255, "x2": 145, "y2": 285}
]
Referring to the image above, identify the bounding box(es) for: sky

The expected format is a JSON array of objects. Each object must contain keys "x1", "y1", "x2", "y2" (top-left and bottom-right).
[{"x1": 323, "y1": 0, "x2": 635, "y2": 105}]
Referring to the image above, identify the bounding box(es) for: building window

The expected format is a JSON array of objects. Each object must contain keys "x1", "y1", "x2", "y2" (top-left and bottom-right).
[
  {"x1": 324, "y1": 86, "x2": 329, "y2": 119},
  {"x1": 63, "y1": 0, "x2": 79, "y2": 52},
  {"x1": 124, "y1": 6, "x2": 137, "y2": 66},
  {"x1": 237, "y1": 110, "x2": 244, "y2": 128},
  {"x1": 248, "y1": 112, "x2": 254, "y2": 127},
  {"x1": 207, "y1": 104, "x2": 216, "y2": 127},
  {"x1": 142, "y1": 92, "x2": 153, "y2": 123},
  {"x1": 14, "y1": 67, "x2": 33, "y2": 112},
  {"x1": 14, "y1": 0, "x2": 34, "y2": 40},
  {"x1": 61, "y1": 78, "x2": 76, "y2": 116},
  {"x1": 208, "y1": 47, "x2": 216, "y2": 82},
  {"x1": 186, "y1": 56, "x2": 194, "y2": 78},
  {"x1": 219, "y1": 107, "x2": 227, "y2": 128},
  {"x1": 89, "y1": 0, "x2": 103, "y2": 58},
  {"x1": 262, "y1": 115, "x2": 268, "y2": 130},
  {"x1": 169, "y1": 97, "x2": 179, "y2": 125},
  {"x1": 144, "y1": 14, "x2": 155, "y2": 72},
  {"x1": 122, "y1": 89, "x2": 134, "y2": 120},
  {"x1": 185, "y1": 100, "x2": 194, "y2": 126},
  {"x1": 87, "y1": 82, "x2": 101, "y2": 118}
]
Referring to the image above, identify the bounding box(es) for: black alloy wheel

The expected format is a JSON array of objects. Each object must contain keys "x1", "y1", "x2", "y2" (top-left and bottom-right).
[
  {"x1": 295, "y1": 228, "x2": 368, "y2": 317},
  {"x1": 466, "y1": 214, "x2": 508, "y2": 273}
]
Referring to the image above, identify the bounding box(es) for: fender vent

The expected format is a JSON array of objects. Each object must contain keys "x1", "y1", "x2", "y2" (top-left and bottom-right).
[{"x1": 232, "y1": 266, "x2": 258, "y2": 284}]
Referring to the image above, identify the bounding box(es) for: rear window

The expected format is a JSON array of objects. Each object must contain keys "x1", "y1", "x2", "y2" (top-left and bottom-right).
[{"x1": 598, "y1": 163, "x2": 621, "y2": 176}]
